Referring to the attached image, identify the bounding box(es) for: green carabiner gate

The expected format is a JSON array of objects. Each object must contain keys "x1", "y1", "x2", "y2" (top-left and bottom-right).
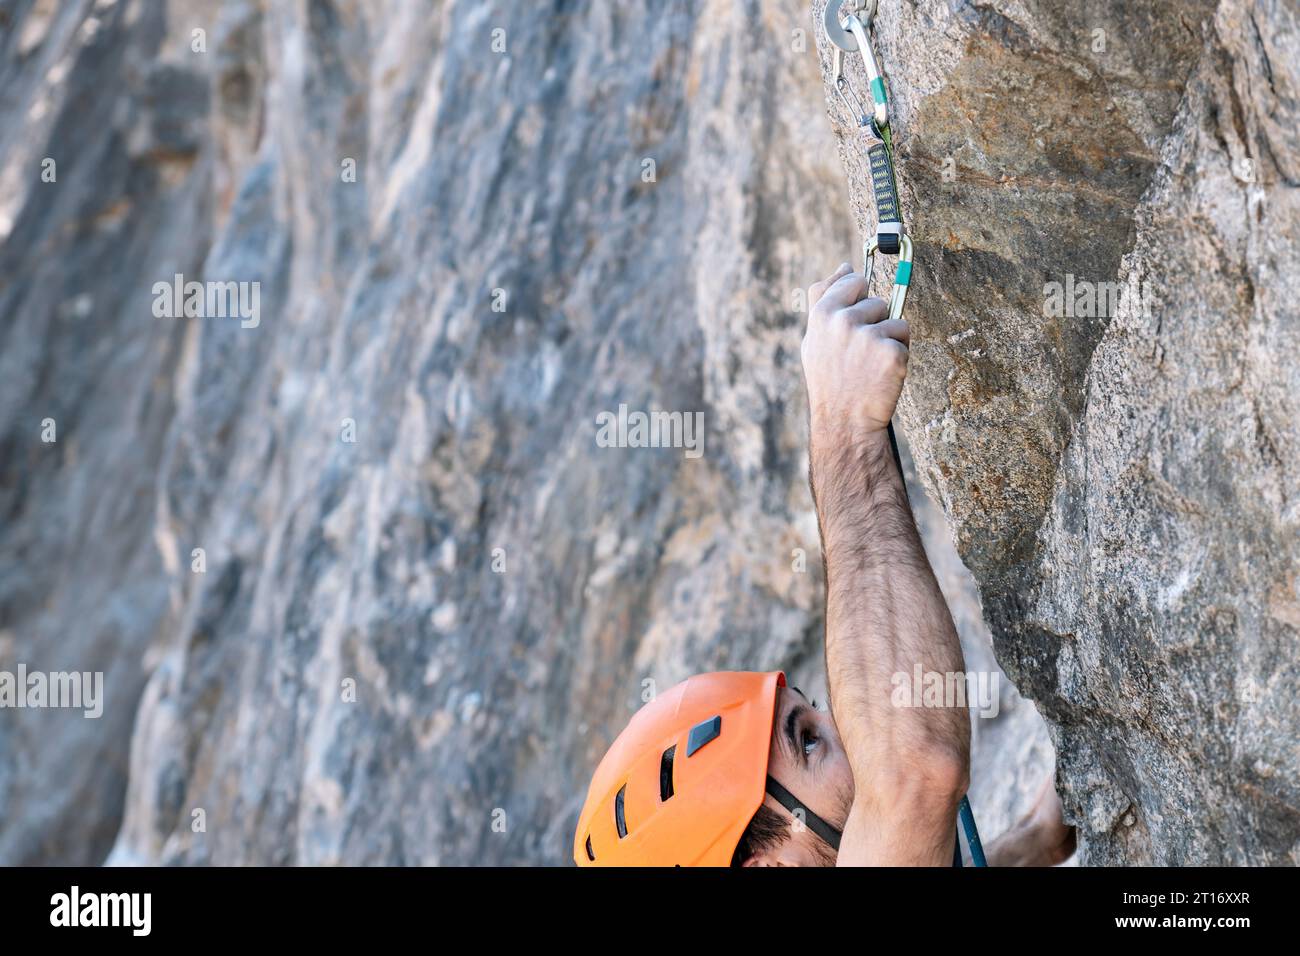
[{"x1": 864, "y1": 233, "x2": 912, "y2": 321}]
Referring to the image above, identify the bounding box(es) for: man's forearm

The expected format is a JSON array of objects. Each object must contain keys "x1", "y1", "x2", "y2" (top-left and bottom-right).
[
  {"x1": 799, "y1": 262, "x2": 972, "y2": 849},
  {"x1": 813, "y1": 423, "x2": 970, "y2": 798}
]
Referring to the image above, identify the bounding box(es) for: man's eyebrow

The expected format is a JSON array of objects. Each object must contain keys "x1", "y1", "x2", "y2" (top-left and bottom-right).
[{"x1": 783, "y1": 703, "x2": 806, "y2": 757}]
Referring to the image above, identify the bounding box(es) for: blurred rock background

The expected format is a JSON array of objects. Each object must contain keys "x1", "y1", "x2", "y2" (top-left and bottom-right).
[{"x1": 0, "y1": 0, "x2": 1291, "y2": 865}]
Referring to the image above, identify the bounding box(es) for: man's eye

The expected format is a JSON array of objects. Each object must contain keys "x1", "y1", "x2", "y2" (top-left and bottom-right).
[{"x1": 801, "y1": 731, "x2": 819, "y2": 756}]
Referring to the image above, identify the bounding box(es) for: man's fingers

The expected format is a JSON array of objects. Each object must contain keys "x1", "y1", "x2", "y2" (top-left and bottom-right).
[
  {"x1": 808, "y1": 262, "x2": 853, "y2": 308},
  {"x1": 817, "y1": 269, "x2": 868, "y2": 311},
  {"x1": 872, "y1": 317, "x2": 910, "y2": 346},
  {"x1": 837, "y1": 296, "x2": 888, "y2": 327}
]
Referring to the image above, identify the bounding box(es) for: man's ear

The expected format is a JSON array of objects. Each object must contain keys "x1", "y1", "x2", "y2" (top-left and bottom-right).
[{"x1": 739, "y1": 841, "x2": 812, "y2": 867}]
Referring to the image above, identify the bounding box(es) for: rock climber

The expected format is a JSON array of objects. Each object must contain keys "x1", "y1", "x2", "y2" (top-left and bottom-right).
[{"x1": 574, "y1": 263, "x2": 1076, "y2": 866}]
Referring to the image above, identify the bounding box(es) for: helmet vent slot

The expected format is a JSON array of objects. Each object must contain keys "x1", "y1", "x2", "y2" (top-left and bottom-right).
[
  {"x1": 585, "y1": 835, "x2": 596, "y2": 861},
  {"x1": 615, "y1": 784, "x2": 629, "y2": 838},
  {"x1": 685, "y1": 715, "x2": 722, "y2": 756},
  {"x1": 659, "y1": 746, "x2": 676, "y2": 801}
]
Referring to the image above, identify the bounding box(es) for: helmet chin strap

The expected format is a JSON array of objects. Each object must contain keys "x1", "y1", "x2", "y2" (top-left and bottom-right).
[
  {"x1": 766, "y1": 775, "x2": 986, "y2": 866},
  {"x1": 764, "y1": 775, "x2": 843, "y2": 852}
]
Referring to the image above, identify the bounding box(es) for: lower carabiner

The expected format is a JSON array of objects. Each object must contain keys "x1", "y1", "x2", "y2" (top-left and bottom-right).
[{"x1": 864, "y1": 234, "x2": 913, "y2": 322}]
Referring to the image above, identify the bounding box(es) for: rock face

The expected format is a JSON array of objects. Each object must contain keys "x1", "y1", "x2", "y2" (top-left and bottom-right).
[
  {"x1": 813, "y1": 0, "x2": 1298, "y2": 863},
  {"x1": 0, "y1": 0, "x2": 1288, "y2": 867}
]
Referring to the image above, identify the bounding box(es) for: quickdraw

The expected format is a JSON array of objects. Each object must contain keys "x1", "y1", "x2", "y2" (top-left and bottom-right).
[
  {"x1": 825, "y1": 0, "x2": 904, "y2": 260},
  {"x1": 822, "y1": 0, "x2": 987, "y2": 869}
]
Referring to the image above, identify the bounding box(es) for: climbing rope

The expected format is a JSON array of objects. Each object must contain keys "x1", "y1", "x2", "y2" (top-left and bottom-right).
[{"x1": 822, "y1": 0, "x2": 988, "y2": 868}]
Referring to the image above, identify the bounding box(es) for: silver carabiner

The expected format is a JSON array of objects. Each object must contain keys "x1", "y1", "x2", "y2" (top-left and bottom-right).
[
  {"x1": 826, "y1": 0, "x2": 888, "y2": 131},
  {"x1": 864, "y1": 234, "x2": 913, "y2": 322}
]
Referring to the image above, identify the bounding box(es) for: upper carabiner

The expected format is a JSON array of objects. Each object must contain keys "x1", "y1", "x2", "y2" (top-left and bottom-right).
[
  {"x1": 826, "y1": 0, "x2": 887, "y2": 132},
  {"x1": 826, "y1": 0, "x2": 903, "y2": 255}
]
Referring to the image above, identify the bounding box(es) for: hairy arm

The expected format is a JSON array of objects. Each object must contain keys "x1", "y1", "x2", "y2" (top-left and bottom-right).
[{"x1": 801, "y1": 263, "x2": 970, "y2": 866}]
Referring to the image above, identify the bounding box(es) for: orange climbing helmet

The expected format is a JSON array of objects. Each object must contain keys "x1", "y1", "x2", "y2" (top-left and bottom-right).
[{"x1": 574, "y1": 671, "x2": 786, "y2": 867}]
